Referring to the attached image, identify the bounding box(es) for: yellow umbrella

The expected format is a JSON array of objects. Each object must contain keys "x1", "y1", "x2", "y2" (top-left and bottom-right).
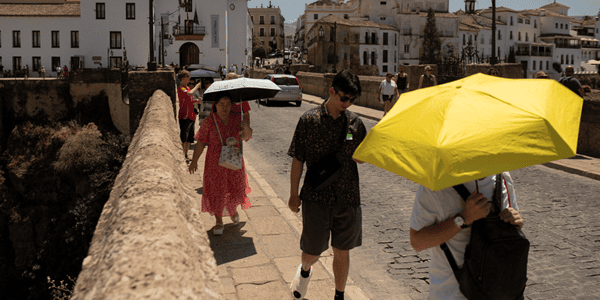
[{"x1": 353, "y1": 73, "x2": 583, "y2": 191}]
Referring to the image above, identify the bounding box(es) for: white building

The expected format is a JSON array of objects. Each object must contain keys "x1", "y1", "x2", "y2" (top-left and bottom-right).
[{"x1": 0, "y1": 0, "x2": 251, "y2": 75}]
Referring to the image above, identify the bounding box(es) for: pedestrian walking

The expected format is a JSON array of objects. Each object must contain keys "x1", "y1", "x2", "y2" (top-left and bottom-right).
[
  {"x1": 418, "y1": 65, "x2": 436, "y2": 89},
  {"x1": 409, "y1": 173, "x2": 525, "y2": 299},
  {"x1": 559, "y1": 66, "x2": 585, "y2": 98},
  {"x1": 24, "y1": 65, "x2": 29, "y2": 79},
  {"x1": 63, "y1": 65, "x2": 69, "y2": 79},
  {"x1": 188, "y1": 91, "x2": 253, "y2": 236},
  {"x1": 288, "y1": 70, "x2": 367, "y2": 300},
  {"x1": 393, "y1": 65, "x2": 409, "y2": 95},
  {"x1": 223, "y1": 73, "x2": 251, "y2": 127},
  {"x1": 40, "y1": 66, "x2": 45, "y2": 79},
  {"x1": 56, "y1": 65, "x2": 62, "y2": 79},
  {"x1": 177, "y1": 70, "x2": 202, "y2": 162},
  {"x1": 378, "y1": 73, "x2": 398, "y2": 117}
]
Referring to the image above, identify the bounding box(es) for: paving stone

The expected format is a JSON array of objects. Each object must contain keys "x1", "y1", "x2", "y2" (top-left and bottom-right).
[
  {"x1": 261, "y1": 233, "x2": 301, "y2": 258},
  {"x1": 225, "y1": 243, "x2": 272, "y2": 269},
  {"x1": 220, "y1": 276, "x2": 237, "y2": 295},
  {"x1": 231, "y1": 264, "x2": 281, "y2": 284},
  {"x1": 250, "y1": 216, "x2": 294, "y2": 235},
  {"x1": 236, "y1": 281, "x2": 290, "y2": 300},
  {"x1": 245, "y1": 205, "x2": 281, "y2": 219}
]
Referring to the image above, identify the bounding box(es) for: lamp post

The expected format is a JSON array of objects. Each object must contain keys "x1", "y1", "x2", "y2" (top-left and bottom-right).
[
  {"x1": 319, "y1": 26, "x2": 324, "y2": 72},
  {"x1": 148, "y1": 0, "x2": 157, "y2": 71},
  {"x1": 465, "y1": 0, "x2": 496, "y2": 64},
  {"x1": 332, "y1": 22, "x2": 337, "y2": 74}
]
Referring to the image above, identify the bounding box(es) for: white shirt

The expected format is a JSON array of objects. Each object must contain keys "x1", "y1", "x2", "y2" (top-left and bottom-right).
[
  {"x1": 409, "y1": 172, "x2": 517, "y2": 300},
  {"x1": 380, "y1": 79, "x2": 397, "y2": 96}
]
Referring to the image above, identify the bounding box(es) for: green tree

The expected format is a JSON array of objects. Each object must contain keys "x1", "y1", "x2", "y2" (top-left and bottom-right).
[
  {"x1": 252, "y1": 34, "x2": 271, "y2": 59},
  {"x1": 420, "y1": 8, "x2": 442, "y2": 64}
]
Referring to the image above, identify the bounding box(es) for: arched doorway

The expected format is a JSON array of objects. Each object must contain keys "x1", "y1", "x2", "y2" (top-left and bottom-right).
[{"x1": 179, "y1": 42, "x2": 199, "y2": 66}]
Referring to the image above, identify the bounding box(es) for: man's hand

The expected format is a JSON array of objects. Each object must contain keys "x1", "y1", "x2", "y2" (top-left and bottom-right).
[
  {"x1": 500, "y1": 207, "x2": 524, "y2": 229},
  {"x1": 289, "y1": 194, "x2": 301, "y2": 213},
  {"x1": 189, "y1": 160, "x2": 198, "y2": 174},
  {"x1": 462, "y1": 191, "x2": 491, "y2": 225}
]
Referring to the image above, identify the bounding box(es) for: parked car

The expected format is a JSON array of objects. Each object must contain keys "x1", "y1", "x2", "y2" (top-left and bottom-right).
[{"x1": 261, "y1": 74, "x2": 302, "y2": 106}]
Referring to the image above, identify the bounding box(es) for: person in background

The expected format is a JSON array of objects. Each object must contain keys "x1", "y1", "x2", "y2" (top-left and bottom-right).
[
  {"x1": 536, "y1": 71, "x2": 549, "y2": 79},
  {"x1": 487, "y1": 67, "x2": 500, "y2": 76},
  {"x1": 419, "y1": 65, "x2": 437, "y2": 89},
  {"x1": 559, "y1": 66, "x2": 585, "y2": 98},
  {"x1": 40, "y1": 66, "x2": 45, "y2": 79},
  {"x1": 177, "y1": 70, "x2": 203, "y2": 162},
  {"x1": 394, "y1": 65, "x2": 409, "y2": 96},
  {"x1": 56, "y1": 65, "x2": 62, "y2": 79},
  {"x1": 188, "y1": 91, "x2": 253, "y2": 236},
  {"x1": 378, "y1": 73, "x2": 398, "y2": 117},
  {"x1": 63, "y1": 65, "x2": 69, "y2": 79}
]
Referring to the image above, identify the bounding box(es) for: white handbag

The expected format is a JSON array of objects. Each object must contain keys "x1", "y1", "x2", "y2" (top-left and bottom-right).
[{"x1": 213, "y1": 114, "x2": 242, "y2": 170}]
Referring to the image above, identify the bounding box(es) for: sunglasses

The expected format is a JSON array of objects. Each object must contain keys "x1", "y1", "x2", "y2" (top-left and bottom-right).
[{"x1": 334, "y1": 87, "x2": 356, "y2": 103}]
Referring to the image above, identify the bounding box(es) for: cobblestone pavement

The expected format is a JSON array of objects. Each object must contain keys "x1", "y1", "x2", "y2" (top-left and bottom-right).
[{"x1": 241, "y1": 99, "x2": 600, "y2": 300}]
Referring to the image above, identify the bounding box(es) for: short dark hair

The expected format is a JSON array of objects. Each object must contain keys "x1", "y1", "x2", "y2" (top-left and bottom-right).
[
  {"x1": 211, "y1": 91, "x2": 232, "y2": 113},
  {"x1": 487, "y1": 67, "x2": 499, "y2": 75},
  {"x1": 332, "y1": 70, "x2": 361, "y2": 97},
  {"x1": 202, "y1": 77, "x2": 214, "y2": 89},
  {"x1": 386, "y1": 73, "x2": 393, "y2": 78}
]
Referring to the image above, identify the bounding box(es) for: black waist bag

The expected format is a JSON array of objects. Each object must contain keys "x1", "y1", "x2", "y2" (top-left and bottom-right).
[
  {"x1": 306, "y1": 111, "x2": 349, "y2": 191},
  {"x1": 442, "y1": 174, "x2": 530, "y2": 300}
]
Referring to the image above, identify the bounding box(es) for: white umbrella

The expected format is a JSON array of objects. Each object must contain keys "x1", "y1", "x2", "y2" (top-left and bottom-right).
[{"x1": 203, "y1": 78, "x2": 281, "y2": 103}]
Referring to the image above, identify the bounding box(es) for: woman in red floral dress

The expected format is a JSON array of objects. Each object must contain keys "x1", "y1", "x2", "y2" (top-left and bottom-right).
[{"x1": 188, "y1": 92, "x2": 252, "y2": 235}]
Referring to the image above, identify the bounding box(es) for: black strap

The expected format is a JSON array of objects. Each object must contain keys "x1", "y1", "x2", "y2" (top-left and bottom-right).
[{"x1": 441, "y1": 174, "x2": 503, "y2": 273}]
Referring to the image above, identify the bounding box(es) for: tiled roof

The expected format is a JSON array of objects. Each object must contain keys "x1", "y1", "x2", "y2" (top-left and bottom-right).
[
  {"x1": 311, "y1": 14, "x2": 398, "y2": 31},
  {"x1": 0, "y1": 1, "x2": 80, "y2": 17},
  {"x1": 478, "y1": 6, "x2": 520, "y2": 14},
  {"x1": 308, "y1": 0, "x2": 339, "y2": 6},
  {"x1": 540, "y1": 2, "x2": 570, "y2": 9}
]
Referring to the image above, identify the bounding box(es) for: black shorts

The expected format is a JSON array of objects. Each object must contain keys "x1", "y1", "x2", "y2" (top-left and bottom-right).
[
  {"x1": 382, "y1": 94, "x2": 394, "y2": 102},
  {"x1": 179, "y1": 118, "x2": 195, "y2": 143},
  {"x1": 300, "y1": 201, "x2": 362, "y2": 256}
]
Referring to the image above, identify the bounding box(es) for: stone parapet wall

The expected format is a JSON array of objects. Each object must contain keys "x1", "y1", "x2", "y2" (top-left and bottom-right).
[
  {"x1": 71, "y1": 90, "x2": 222, "y2": 300},
  {"x1": 578, "y1": 99, "x2": 600, "y2": 157},
  {"x1": 128, "y1": 70, "x2": 177, "y2": 136}
]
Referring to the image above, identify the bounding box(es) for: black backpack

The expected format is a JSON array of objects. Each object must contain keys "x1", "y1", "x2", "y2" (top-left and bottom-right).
[{"x1": 441, "y1": 174, "x2": 530, "y2": 300}]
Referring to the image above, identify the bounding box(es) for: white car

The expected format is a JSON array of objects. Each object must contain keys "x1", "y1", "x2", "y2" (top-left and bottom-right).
[{"x1": 261, "y1": 74, "x2": 303, "y2": 106}]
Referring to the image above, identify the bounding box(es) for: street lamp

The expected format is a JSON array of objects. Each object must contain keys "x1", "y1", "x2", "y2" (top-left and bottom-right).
[
  {"x1": 464, "y1": 0, "x2": 496, "y2": 65},
  {"x1": 318, "y1": 26, "x2": 324, "y2": 38},
  {"x1": 465, "y1": 0, "x2": 476, "y2": 14}
]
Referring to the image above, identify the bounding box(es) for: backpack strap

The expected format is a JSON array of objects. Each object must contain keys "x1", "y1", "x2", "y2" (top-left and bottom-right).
[{"x1": 441, "y1": 183, "x2": 471, "y2": 274}]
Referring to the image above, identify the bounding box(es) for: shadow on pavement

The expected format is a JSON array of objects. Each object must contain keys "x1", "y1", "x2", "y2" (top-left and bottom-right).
[{"x1": 207, "y1": 225, "x2": 257, "y2": 265}]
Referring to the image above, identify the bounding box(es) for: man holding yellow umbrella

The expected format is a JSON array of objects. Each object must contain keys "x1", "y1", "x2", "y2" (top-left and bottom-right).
[{"x1": 353, "y1": 73, "x2": 584, "y2": 299}]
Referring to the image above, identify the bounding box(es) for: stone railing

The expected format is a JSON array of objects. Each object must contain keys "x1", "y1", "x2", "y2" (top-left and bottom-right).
[{"x1": 71, "y1": 89, "x2": 222, "y2": 299}]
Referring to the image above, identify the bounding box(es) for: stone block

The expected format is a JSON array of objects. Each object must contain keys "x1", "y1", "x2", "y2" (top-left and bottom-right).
[
  {"x1": 249, "y1": 216, "x2": 294, "y2": 235},
  {"x1": 236, "y1": 281, "x2": 290, "y2": 300},
  {"x1": 231, "y1": 265, "x2": 281, "y2": 284},
  {"x1": 261, "y1": 234, "x2": 300, "y2": 258}
]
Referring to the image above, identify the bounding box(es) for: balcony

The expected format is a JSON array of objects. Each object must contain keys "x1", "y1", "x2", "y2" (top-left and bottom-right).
[
  {"x1": 555, "y1": 42, "x2": 581, "y2": 49},
  {"x1": 173, "y1": 24, "x2": 206, "y2": 41}
]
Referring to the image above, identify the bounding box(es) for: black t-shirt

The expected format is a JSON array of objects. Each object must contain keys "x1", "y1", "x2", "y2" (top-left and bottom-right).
[{"x1": 559, "y1": 76, "x2": 582, "y2": 96}]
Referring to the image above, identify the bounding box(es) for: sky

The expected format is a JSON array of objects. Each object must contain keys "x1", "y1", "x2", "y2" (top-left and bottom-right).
[{"x1": 247, "y1": 0, "x2": 600, "y2": 24}]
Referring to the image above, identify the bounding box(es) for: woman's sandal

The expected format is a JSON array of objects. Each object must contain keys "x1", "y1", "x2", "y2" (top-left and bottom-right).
[
  {"x1": 213, "y1": 223, "x2": 224, "y2": 236},
  {"x1": 230, "y1": 213, "x2": 240, "y2": 225}
]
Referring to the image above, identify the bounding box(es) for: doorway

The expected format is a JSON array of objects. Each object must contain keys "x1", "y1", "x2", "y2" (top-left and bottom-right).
[{"x1": 179, "y1": 42, "x2": 200, "y2": 66}]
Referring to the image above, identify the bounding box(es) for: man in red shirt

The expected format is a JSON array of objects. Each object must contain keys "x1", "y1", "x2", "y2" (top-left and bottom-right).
[{"x1": 178, "y1": 70, "x2": 203, "y2": 161}]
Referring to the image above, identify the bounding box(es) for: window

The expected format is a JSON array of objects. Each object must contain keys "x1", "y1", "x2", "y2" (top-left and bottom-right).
[
  {"x1": 497, "y1": 16, "x2": 501, "y2": 21},
  {"x1": 463, "y1": 34, "x2": 466, "y2": 44},
  {"x1": 404, "y1": 44, "x2": 409, "y2": 53},
  {"x1": 371, "y1": 32, "x2": 376, "y2": 44},
  {"x1": 555, "y1": 23, "x2": 558, "y2": 29},
  {"x1": 0, "y1": 31, "x2": 1, "y2": 47},
  {"x1": 271, "y1": 28, "x2": 275, "y2": 37},
  {"x1": 510, "y1": 31, "x2": 513, "y2": 40},
  {"x1": 383, "y1": 50, "x2": 388, "y2": 63},
  {"x1": 395, "y1": 33, "x2": 397, "y2": 46},
  {"x1": 525, "y1": 32, "x2": 528, "y2": 42},
  {"x1": 533, "y1": 60, "x2": 536, "y2": 70},
  {"x1": 52, "y1": 31, "x2": 60, "y2": 48},
  {"x1": 126, "y1": 3, "x2": 135, "y2": 20},
  {"x1": 498, "y1": 30, "x2": 501, "y2": 40},
  {"x1": 481, "y1": 37, "x2": 484, "y2": 44},
  {"x1": 13, "y1": 31, "x2": 21, "y2": 47},
  {"x1": 561, "y1": 54, "x2": 564, "y2": 64},
  {"x1": 571, "y1": 54, "x2": 574, "y2": 64},
  {"x1": 371, "y1": 51, "x2": 376, "y2": 65},
  {"x1": 32, "y1": 31, "x2": 40, "y2": 48},
  {"x1": 383, "y1": 32, "x2": 388, "y2": 45},
  {"x1": 110, "y1": 56, "x2": 122, "y2": 69},
  {"x1": 383, "y1": 65, "x2": 388, "y2": 72},
  {"x1": 32, "y1": 57, "x2": 41, "y2": 71},
  {"x1": 518, "y1": 32, "x2": 521, "y2": 41},
  {"x1": 363, "y1": 51, "x2": 368, "y2": 65},
  {"x1": 517, "y1": 18, "x2": 523, "y2": 24},
  {"x1": 534, "y1": 20, "x2": 537, "y2": 28},
  {"x1": 344, "y1": 14, "x2": 349, "y2": 19},
  {"x1": 110, "y1": 31, "x2": 122, "y2": 49},
  {"x1": 565, "y1": 24, "x2": 568, "y2": 30},
  {"x1": 13, "y1": 56, "x2": 22, "y2": 71},
  {"x1": 270, "y1": 16, "x2": 275, "y2": 25},
  {"x1": 71, "y1": 31, "x2": 79, "y2": 48},
  {"x1": 260, "y1": 16, "x2": 265, "y2": 24},
  {"x1": 51, "y1": 56, "x2": 60, "y2": 71},
  {"x1": 96, "y1": 3, "x2": 105, "y2": 19},
  {"x1": 314, "y1": 14, "x2": 318, "y2": 20},
  {"x1": 511, "y1": 16, "x2": 514, "y2": 25},
  {"x1": 380, "y1": 17, "x2": 386, "y2": 21},
  {"x1": 259, "y1": 28, "x2": 264, "y2": 36},
  {"x1": 380, "y1": 1, "x2": 387, "y2": 5},
  {"x1": 525, "y1": 19, "x2": 530, "y2": 24},
  {"x1": 533, "y1": 33, "x2": 536, "y2": 42},
  {"x1": 251, "y1": 16, "x2": 253, "y2": 23},
  {"x1": 560, "y1": 24, "x2": 563, "y2": 29},
  {"x1": 546, "y1": 61, "x2": 549, "y2": 70}
]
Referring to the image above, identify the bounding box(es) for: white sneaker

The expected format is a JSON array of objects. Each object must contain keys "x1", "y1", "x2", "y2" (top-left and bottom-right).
[{"x1": 290, "y1": 264, "x2": 311, "y2": 299}]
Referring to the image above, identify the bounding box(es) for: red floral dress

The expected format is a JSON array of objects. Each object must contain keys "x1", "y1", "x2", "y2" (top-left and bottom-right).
[{"x1": 194, "y1": 112, "x2": 251, "y2": 216}]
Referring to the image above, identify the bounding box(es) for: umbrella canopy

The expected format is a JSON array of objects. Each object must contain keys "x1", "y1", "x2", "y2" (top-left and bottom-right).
[
  {"x1": 189, "y1": 68, "x2": 220, "y2": 78},
  {"x1": 203, "y1": 78, "x2": 281, "y2": 103},
  {"x1": 353, "y1": 73, "x2": 583, "y2": 191}
]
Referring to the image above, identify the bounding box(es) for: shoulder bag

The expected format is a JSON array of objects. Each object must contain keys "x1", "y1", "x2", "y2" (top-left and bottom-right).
[
  {"x1": 305, "y1": 110, "x2": 350, "y2": 191},
  {"x1": 441, "y1": 174, "x2": 529, "y2": 300},
  {"x1": 213, "y1": 114, "x2": 242, "y2": 171}
]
